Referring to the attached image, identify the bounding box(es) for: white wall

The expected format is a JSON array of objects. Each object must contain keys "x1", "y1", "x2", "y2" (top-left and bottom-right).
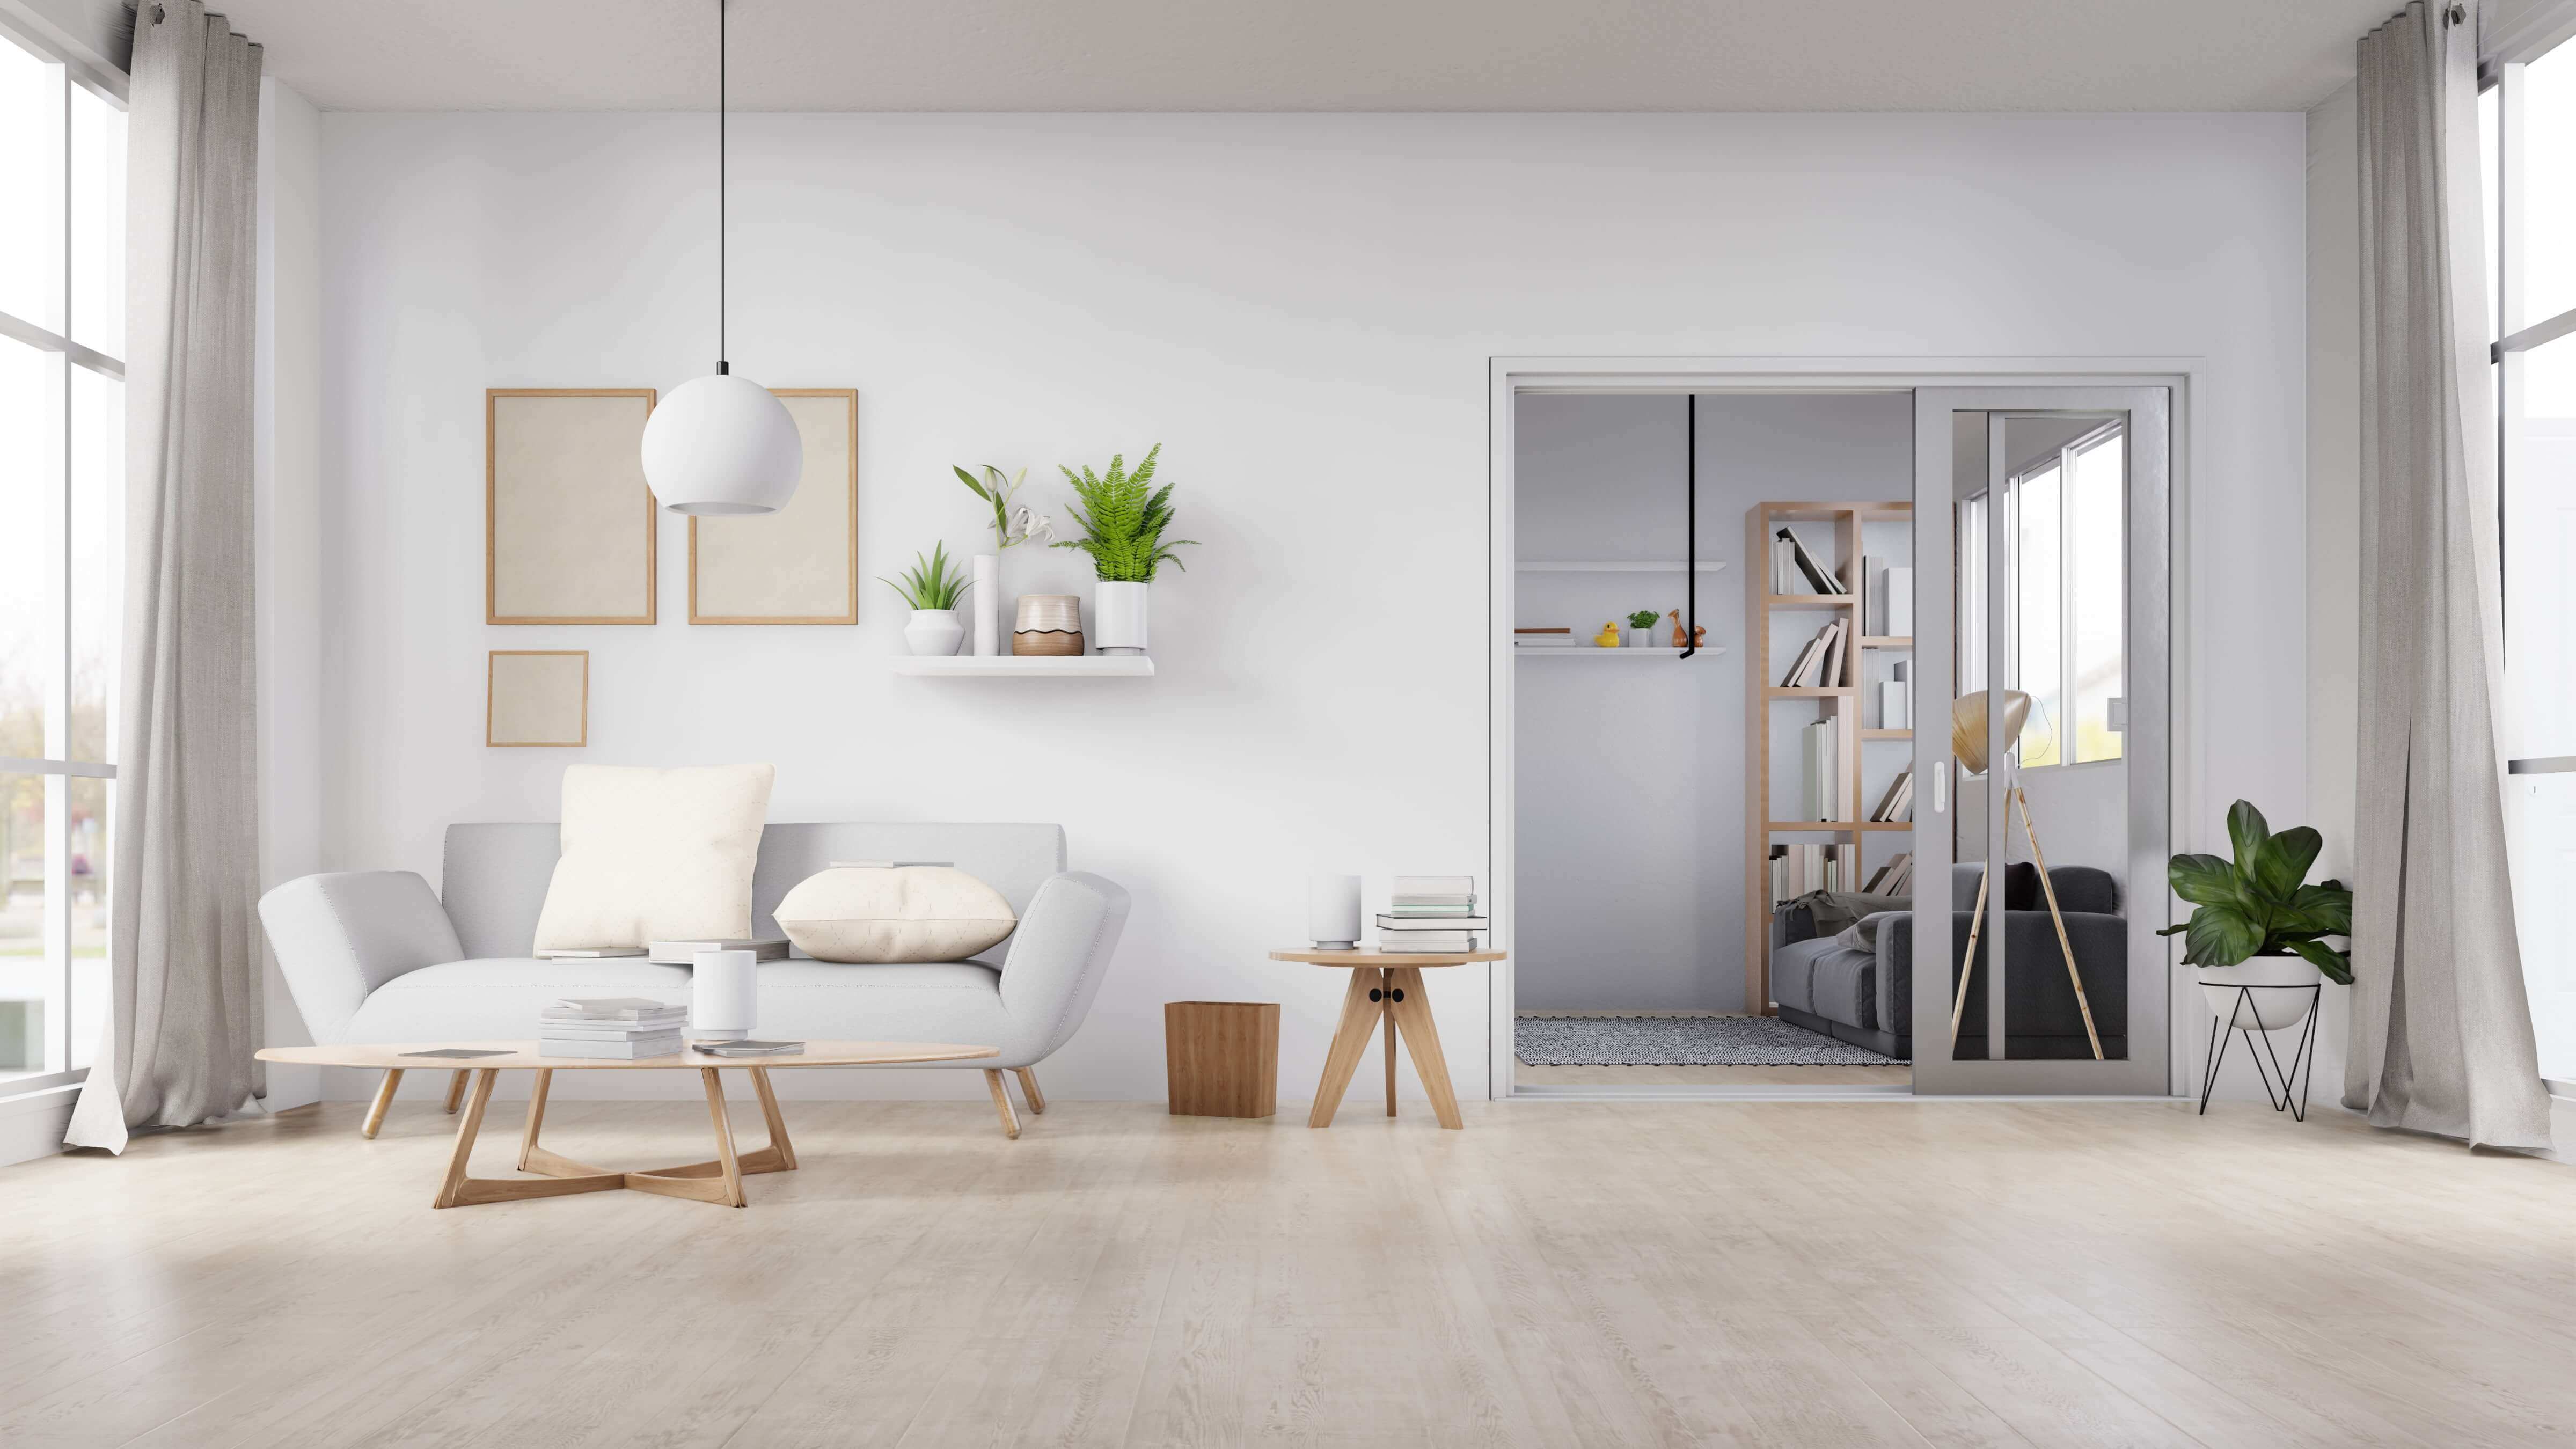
[
  {"x1": 255, "y1": 77, "x2": 324, "y2": 1109},
  {"x1": 1513, "y1": 392, "x2": 1908, "y2": 1013},
  {"x1": 311, "y1": 111, "x2": 2310, "y2": 1100}
]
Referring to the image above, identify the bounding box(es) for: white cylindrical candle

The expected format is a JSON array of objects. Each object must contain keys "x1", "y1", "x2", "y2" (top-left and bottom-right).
[
  {"x1": 972, "y1": 554, "x2": 1000, "y2": 656},
  {"x1": 691, "y1": 949, "x2": 759, "y2": 1041},
  {"x1": 1307, "y1": 873, "x2": 1362, "y2": 951}
]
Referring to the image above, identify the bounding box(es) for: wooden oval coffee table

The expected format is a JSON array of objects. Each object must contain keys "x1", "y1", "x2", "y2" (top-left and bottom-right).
[{"x1": 257, "y1": 1041, "x2": 997, "y2": 1209}]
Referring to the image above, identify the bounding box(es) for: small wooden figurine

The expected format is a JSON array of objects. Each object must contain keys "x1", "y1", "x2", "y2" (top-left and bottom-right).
[
  {"x1": 1592, "y1": 621, "x2": 1623, "y2": 648},
  {"x1": 1667, "y1": 610, "x2": 1706, "y2": 648}
]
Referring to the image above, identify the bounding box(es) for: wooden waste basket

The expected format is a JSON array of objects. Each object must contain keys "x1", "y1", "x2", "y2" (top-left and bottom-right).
[{"x1": 1164, "y1": 1001, "x2": 1279, "y2": 1118}]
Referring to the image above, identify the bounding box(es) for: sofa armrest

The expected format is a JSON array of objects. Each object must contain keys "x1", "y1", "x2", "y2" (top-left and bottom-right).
[
  {"x1": 997, "y1": 870, "x2": 1132, "y2": 1060},
  {"x1": 1878, "y1": 915, "x2": 1915, "y2": 1038},
  {"x1": 258, "y1": 872, "x2": 465, "y2": 1043}
]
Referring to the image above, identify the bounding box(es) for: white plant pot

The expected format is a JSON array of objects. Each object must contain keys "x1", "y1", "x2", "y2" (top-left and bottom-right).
[
  {"x1": 1631, "y1": 627, "x2": 1660, "y2": 648},
  {"x1": 903, "y1": 608, "x2": 965, "y2": 656},
  {"x1": 971, "y1": 555, "x2": 999, "y2": 656},
  {"x1": 1094, "y1": 580, "x2": 1148, "y2": 655},
  {"x1": 2199, "y1": 958, "x2": 2322, "y2": 1032}
]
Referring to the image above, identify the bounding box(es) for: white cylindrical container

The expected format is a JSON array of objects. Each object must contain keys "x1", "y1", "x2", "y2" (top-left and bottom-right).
[
  {"x1": 972, "y1": 554, "x2": 999, "y2": 656},
  {"x1": 1094, "y1": 580, "x2": 1148, "y2": 655},
  {"x1": 1307, "y1": 873, "x2": 1362, "y2": 951},
  {"x1": 904, "y1": 608, "x2": 965, "y2": 656},
  {"x1": 691, "y1": 949, "x2": 759, "y2": 1042},
  {"x1": 1631, "y1": 626, "x2": 1659, "y2": 648}
]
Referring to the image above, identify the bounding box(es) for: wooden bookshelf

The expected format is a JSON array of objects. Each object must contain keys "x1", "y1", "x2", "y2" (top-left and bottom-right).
[{"x1": 1744, "y1": 500, "x2": 1914, "y2": 1016}]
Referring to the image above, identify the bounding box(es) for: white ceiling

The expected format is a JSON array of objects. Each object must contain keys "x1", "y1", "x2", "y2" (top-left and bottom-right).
[{"x1": 210, "y1": 0, "x2": 2394, "y2": 114}]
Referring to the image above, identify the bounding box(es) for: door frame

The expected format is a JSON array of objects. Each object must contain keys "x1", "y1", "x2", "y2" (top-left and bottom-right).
[{"x1": 1487, "y1": 356, "x2": 2201, "y2": 1101}]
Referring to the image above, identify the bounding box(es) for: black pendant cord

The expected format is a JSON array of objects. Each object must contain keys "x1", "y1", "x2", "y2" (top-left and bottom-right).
[
  {"x1": 1680, "y1": 394, "x2": 1697, "y2": 658},
  {"x1": 716, "y1": 0, "x2": 728, "y2": 375}
]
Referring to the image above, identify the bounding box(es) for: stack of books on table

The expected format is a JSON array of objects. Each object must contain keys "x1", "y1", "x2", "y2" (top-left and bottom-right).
[
  {"x1": 1376, "y1": 876, "x2": 1486, "y2": 953},
  {"x1": 539, "y1": 997, "x2": 687, "y2": 1059}
]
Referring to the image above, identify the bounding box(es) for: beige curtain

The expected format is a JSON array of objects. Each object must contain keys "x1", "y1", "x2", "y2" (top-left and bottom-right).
[
  {"x1": 65, "y1": 2, "x2": 264, "y2": 1152},
  {"x1": 2344, "y1": 0, "x2": 2553, "y2": 1149}
]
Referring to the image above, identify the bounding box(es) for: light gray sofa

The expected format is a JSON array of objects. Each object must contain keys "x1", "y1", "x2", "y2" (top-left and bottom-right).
[{"x1": 258, "y1": 822, "x2": 1129, "y2": 1138}]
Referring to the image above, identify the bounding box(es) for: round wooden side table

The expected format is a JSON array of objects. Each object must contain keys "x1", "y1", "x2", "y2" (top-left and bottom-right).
[{"x1": 1268, "y1": 949, "x2": 1504, "y2": 1129}]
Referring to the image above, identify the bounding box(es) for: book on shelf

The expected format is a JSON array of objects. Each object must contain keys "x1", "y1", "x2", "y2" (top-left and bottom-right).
[
  {"x1": 1780, "y1": 619, "x2": 1847, "y2": 687},
  {"x1": 1868, "y1": 767, "x2": 1915, "y2": 824},
  {"x1": 1821, "y1": 618, "x2": 1850, "y2": 688},
  {"x1": 1772, "y1": 537, "x2": 1797, "y2": 593},
  {"x1": 646, "y1": 937, "x2": 790, "y2": 965},
  {"x1": 1769, "y1": 842, "x2": 1862, "y2": 906},
  {"x1": 1880, "y1": 660, "x2": 1911, "y2": 729},
  {"x1": 1377, "y1": 913, "x2": 1490, "y2": 930},
  {"x1": 539, "y1": 1031, "x2": 685, "y2": 1059},
  {"x1": 1886, "y1": 566, "x2": 1914, "y2": 635},
  {"x1": 1799, "y1": 717, "x2": 1841, "y2": 821},
  {"x1": 1863, "y1": 853, "x2": 1915, "y2": 895},
  {"x1": 1776, "y1": 528, "x2": 1845, "y2": 594},
  {"x1": 1377, "y1": 932, "x2": 1480, "y2": 953}
]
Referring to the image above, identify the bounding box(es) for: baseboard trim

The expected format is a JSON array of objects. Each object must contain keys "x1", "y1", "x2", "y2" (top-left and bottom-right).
[{"x1": 0, "y1": 1083, "x2": 78, "y2": 1168}]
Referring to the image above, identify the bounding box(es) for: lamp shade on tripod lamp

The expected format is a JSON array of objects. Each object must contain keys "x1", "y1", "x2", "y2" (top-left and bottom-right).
[{"x1": 1950, "y1": 688, "x2": 2032, "y2": 775}]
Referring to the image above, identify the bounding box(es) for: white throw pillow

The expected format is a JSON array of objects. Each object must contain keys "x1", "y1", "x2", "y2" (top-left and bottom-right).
[
  {"x1": 530, "y1": 764, "x2": 775, "y2": 952},
  {"x1": 774, "y1": 866, "x2": 1018, "y2": 963}
]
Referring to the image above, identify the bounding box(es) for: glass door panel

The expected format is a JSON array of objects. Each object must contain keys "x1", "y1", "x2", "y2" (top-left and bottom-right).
[{"x1": 1911, "y1": 389, "x2": 2170, "y2": 1095}]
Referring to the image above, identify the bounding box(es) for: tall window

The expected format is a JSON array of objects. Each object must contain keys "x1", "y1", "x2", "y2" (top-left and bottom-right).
[
  {"x1": 1, "y1": 30, "x2": 125, "y2": 1088},
  {"x1": 1997, "y1": 422, "x2": 2125, "y2": 771}
]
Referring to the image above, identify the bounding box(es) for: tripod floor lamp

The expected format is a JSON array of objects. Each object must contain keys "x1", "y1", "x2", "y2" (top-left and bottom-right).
[{"x1": 1948, "y1": 688, "x2": 2105, "y2": 1060}]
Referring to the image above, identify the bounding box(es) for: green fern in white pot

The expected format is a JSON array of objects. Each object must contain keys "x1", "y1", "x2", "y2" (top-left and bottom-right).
[{"x1": 1053, "y1": 444, "x2": 1196, "y2": 656}]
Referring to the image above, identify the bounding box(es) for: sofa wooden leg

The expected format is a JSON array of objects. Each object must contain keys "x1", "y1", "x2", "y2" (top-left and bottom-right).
[
  {"x1": 1013, "y1": 1067, "x2": 1046, "y2": 1115},
  {"x1": 363, "y1": 1069, "x2": 404, "y2": 1138},
  {"x1": 443, "y1": 1070, "x2": 469, "y2": 1114},
  {"x1": 984, "y1": 1069, "x2": 1021, "y2": 1139}
]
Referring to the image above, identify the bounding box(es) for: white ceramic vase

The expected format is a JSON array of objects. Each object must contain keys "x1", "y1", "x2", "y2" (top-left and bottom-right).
[
  {"x1": 2198, "y1": 958, "x2": 2321, "y2": 1032},
  {"x1": 904, "y1": 608, "x2": 965, "y2": 656},
  {"x1": 1094, "y1": 580, "x2": 1148, "y2": 655},
  {"x1": 690, "y1": 949, "x2": 758, "y2": 1042},
  {"x1": 1631, "y1": 627, "x2": 1660, "y2": 648},
  {"x1": 971, "y1": 555, "x2": 999, "y2": 656}
]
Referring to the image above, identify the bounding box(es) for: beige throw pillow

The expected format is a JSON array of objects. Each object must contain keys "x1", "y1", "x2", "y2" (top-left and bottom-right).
[
  {"x1": 774, "y1": 866, "x2": 1018, "y2": 963},
  {"x1": 530, "y1": 764, "x2": 775, "y2": 952}
]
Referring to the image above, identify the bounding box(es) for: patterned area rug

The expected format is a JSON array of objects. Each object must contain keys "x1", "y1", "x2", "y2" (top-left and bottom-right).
[{"x1": 1514, "y1": 1015, "x2": 1908, "y2": 1067}]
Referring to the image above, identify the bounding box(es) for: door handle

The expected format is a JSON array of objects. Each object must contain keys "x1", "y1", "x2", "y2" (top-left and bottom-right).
[
  {"x1": 2507, "y1": 757, "x2": 2576, "y2": 774},
  {"x1": 1931, "y1": 765, "x2": 1947, "y2": 814}
]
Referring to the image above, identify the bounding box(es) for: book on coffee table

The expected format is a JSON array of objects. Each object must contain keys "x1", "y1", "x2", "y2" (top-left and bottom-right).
[{"x1": 693, "y1": 1040, "x2": 805, "y2": 1057}]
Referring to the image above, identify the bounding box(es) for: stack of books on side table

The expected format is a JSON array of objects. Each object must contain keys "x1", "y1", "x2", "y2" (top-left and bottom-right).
[
  {"x1": 1376, "y1": 876, "x2": 1487, "y2": 953},
  {"x1": 539, "y1": 997, "x2": 687, "y2": 1059}
]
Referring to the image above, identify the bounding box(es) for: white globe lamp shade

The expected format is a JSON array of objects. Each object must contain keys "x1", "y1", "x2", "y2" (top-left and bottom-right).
[{"x1": 641, "y1": 371, "x2": 803, "y2": 515}]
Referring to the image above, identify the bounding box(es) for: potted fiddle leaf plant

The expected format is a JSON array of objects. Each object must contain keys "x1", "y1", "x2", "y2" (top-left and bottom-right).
[
  {"x1": 2156, "y1": 800, "x2": 2353, "y2": 1033},
  {"x1": 1627, "y1": 609, "x2": 1662, "y2": 647},
  {"x1": 1053, "y1": 443, "x2": 1195, "y2": 656},
  {"x1": 879, "y1": 542, "x2": 973, "y2": 656}
]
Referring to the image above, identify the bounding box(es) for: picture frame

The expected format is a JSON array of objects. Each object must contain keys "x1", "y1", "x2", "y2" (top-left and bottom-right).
[
  {"x1": 486, "y1": 389, "x2": 658, "y2": 625},
  {"x1": 486, "y1": 650, "x2": 589, "y2": 748},
  {"x1": 688, "y1": 389, "x2": 859, "y2": 624}
]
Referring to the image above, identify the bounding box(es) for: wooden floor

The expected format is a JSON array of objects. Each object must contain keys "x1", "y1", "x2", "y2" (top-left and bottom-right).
[
  {"x1": 1515, "y1": 1063, "x2": 1911, "y2": 1086},
  {"x1": 4, "y1": 1095, "x2": 2572, "y2": 1447}
]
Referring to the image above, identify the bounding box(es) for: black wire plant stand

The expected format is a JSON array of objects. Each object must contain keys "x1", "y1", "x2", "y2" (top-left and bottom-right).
[{"x1": 2196, "y1": 981, "x2": 2321, "y2": 1121}]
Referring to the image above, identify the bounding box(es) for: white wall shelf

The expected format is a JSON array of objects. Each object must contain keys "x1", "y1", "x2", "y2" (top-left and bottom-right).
[
  {"x1": 1513, "y1": 645, "x2": 1725, "y2": 658},
  {"x1": 890, "y1": 655, "x2": 1155, "y2": 678},
  {"x1": 1518, "y1": 561, "x2": 1729, "y2": 573}
]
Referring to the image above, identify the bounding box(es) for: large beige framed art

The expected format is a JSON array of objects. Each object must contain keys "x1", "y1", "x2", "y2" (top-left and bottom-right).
[
  {"x1": 689, "y1": 389, "x2": 859, "y2": 624},
  {"x1": 486, "y1": 389, "x2": 658, "y2": 624}
]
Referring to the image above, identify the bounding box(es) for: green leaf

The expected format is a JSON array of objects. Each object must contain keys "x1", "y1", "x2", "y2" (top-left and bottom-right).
[
  {"x1": 2278, "y1": 882, "x2": 2352, "y2": 938},
  {"x1": 2167, "y1": 853, "x2": 2243, "y2": 908},
  {"x1": 2288, "y1": 937, "x2": 2353, "y2": 985},
  {"x1": 2251, "y1": 825, "x2": 2322, "y2": 903},
  {"x1": 953, "y1": 465, "x2": 991, "y2": 502},
  {"x1": 2226, "y1": 800, "x2": 2272, "y2": 879},
  {"x1": 2182, "y1": 905, "x2": 2264, "y2": 967}
]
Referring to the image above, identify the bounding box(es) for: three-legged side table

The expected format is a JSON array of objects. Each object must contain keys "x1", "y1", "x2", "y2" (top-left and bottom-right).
[{"x1": 1269, "y1": 949, "x2": 1504, "y2": 1129}]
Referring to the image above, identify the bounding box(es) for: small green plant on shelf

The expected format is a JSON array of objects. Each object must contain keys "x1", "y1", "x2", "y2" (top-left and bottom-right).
[
  {"x1": 1627, "y1": 609, "x2": 1661, "y2": 629},
  {"x1": 952, "y1": 463, "x2": 1054, "y2": 551},
  {"x1": 879, "y1": 542, "x2": 974, "y2": 611},
  {"x1": 2155, "y1": 800, "x2": 2354, "y2": 983},
  {"x1": 1052, "y1": 444, "x2": 1197, "y2": 582}
]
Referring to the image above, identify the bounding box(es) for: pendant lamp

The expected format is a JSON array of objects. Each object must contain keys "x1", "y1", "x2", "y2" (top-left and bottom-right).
[{"x1": 641, "y1": 0, "x2": 801, "y2": 516}]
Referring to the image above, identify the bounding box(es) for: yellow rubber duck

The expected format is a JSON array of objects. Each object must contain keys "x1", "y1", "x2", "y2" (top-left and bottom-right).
[{"x1": 1592, "y1": 621, "x2": 1622, "y2": 648}]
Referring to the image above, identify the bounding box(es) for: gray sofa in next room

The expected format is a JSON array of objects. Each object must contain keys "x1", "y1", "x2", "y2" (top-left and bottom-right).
[{"x1": 1768, "y1": 863, "x2": 2127, "y2": 1061}]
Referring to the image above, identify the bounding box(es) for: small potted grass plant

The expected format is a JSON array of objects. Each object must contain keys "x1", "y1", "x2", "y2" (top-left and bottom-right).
[
  {"x1": 2158, "y1": 800, "x2": 2353, "y2": 1032},
  {"x1": 1628, "y1": 609, "x2": 1662, "y2": 647},
  {"x1": 880, "y1": 542, "x2": 973, "y2": 656},
  {"x1": 1053, "y1": 444, "x2": 1194, "y2": 656}
]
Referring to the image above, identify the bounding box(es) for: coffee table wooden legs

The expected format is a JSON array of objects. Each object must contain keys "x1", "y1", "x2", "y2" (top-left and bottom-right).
[
  {"x1": 442, "y1": 1069, "x2": 469, "y2": 1113},
  {"x1": 431, "y1": 1066, "x2": 799, "y2": 1209},
  {"x1": 362, "y1": 1069, "x2": 403, "y2": 1138},
  {"x1": 1308, "y1": 965, "x2": 1463, "y2": 1130}
]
